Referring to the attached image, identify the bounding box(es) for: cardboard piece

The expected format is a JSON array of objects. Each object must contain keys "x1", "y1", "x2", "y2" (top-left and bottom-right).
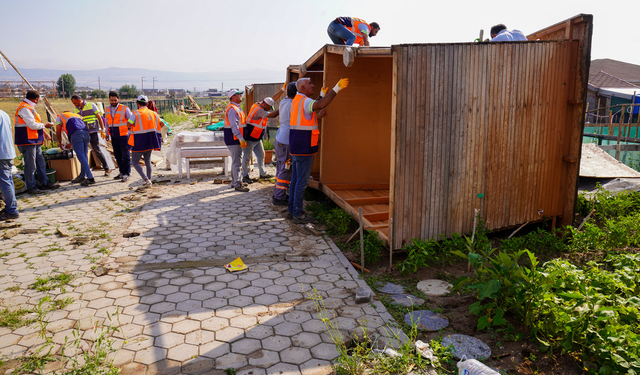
[
  {"x1": 224, "y1": 257, "x2": 248, "y2": 272},
  {"x1": 48, "y1": 157, "x2": 81, "y2": 181}
]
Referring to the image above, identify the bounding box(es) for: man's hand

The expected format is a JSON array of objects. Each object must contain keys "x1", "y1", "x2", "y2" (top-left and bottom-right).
[
  {"x1": 44, "y1": 122, "x2": 54, "y2": 129},
  {"x1": 43, "y1": 132, "x2": 52, "y2": 141},
  {"x1": 318, "y1": 109, "x2": 328, "y2": 118},
  {"x1": 64, "y1": 143, "x2": 72, "y2": 150},
  {"x1": 333, "y1": 78, "x2": 349, "y2": 93},
  {"x1": 240, "y1": 140, "x2": 247, "y2": 149}
]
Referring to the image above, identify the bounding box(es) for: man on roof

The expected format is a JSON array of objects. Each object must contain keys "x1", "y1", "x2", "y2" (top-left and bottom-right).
[
  {"x1": 490, "y1": 24, "x2": 527, "y2": 41},
  {"x1": 327, "y1": 17, "x2": 380, "y2": 46}
]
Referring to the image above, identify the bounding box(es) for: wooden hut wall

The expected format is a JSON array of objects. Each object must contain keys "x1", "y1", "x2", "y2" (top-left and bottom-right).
[
  {"x1": 390, "y1": 41, "x2": 577, "y2": 248},
  {"x1": 319, "y1": 52, "x2": 393, "y2": 184}
]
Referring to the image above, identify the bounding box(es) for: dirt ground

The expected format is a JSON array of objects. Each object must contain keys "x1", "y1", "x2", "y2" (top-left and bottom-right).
[{"x1": 336, "y1": 237, "x2": 587, "y2": 375}]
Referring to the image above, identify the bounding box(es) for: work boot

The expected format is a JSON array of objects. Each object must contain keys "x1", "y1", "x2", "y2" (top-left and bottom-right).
[
  {"x1": 104, "y1": 169, "x2": 111, "y2": 177},
  {"x1": 272, "y1": 197, "x2": 288, "y2": 206},
  {"x1": 260, "y1": 174, "x2": 273, "y2": 179},
  {"x1": 286, "y1": 212, "x2": 293, "y2": 220},
  {"x1": 292, "y1": 213, "x2": 316, "y2": 224},
  {"x1": 122, "y1": 175, "x2": 130, "y2": 182},
  {"x1": 235, "y1": 186, "x2": 250, "y2": 192},
  {"x1": 71, "y1": 176, "x2": 85, "y2": 184},
  {"x1": 80, "y1": 178, "x2": 96, "y2": 186},
  {"x1": 27, "y1": 187, "x2": 43, "y2": 195},
  {"x1": 0, "y1": 212, "x2": 19, "y2": 221},
  {"x1": 242, "y1": 176, "x2": 253, "y2": 184},
  {"x1": 113, "y1": 174, "x2": 123, "y2": 180}
]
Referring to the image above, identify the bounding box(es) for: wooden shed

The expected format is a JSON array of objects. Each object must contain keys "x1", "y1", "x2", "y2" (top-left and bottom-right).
[{"x1": 291, "y1": 14, "x2": 593, "y2": 250}]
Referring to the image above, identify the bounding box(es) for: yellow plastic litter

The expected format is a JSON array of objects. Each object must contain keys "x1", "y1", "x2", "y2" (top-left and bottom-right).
[{"x1": 224, "y1": 257, "x2": 248, "y2": 272}]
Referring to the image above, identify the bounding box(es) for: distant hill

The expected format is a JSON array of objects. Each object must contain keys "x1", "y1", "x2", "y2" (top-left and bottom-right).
[{"x1": 0, "y1": 67, "x2": 284, "y2": 91}]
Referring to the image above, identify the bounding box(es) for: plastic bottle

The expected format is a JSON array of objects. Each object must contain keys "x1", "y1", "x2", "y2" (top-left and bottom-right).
[{"x1": 457, "y1": 358, "x2": 499, "y2": 375}]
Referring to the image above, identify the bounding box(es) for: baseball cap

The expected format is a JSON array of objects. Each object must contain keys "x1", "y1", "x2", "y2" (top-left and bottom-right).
[
  {"x1": 227, "y1": 90, "x2": 243, "y2": 99},
  {"x1": 137, "y1": 95, "x2": 148, "y2": 103},
  {"x1": 263, "y1": 97, "x2": 275, "y2": 110}
]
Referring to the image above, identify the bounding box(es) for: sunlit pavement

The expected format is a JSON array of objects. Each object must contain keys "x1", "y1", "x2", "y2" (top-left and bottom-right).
[{"x1": 0, "y1": 163, "x2": 399, "y2": 375}]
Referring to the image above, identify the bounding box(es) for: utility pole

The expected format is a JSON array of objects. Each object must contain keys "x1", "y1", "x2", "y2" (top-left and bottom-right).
[
  {"x1": 61, "y1": 78, "x2": 65, "y2": 98},
  {"x1": 98, "y1": 76, "x2": 101, "y2": 92},
  {"x1": 141, "y1": 77, "x2": 146, "y2": 95},
  {"x1": 153, "y1": 77, "x2": 157, "y2": 93},
  {"x1": 221, "y1": 82, "x2": 224, "y2": 92}
]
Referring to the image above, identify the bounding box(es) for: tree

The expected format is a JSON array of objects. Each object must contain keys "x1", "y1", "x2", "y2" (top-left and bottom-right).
[
  {"x1": 119, "y1": 84, "x2": 138, "y2": 99},
  {"x1": 56, "y1": 73, "x2": 76, "y2": 98},
  {"x1": 90, "y1": 89, "x2": 106, "y2": 99}
]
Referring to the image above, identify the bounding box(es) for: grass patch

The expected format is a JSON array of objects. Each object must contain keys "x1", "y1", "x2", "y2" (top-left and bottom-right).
[
  {"x1": 6, "y1": 286, "x2": 20, "y2": 292},
  {"x1": 30, "y1": 270, "x2": 77, "y2": 292},
  {"x1": 13, "y1": 241, "x2": 28, "y2": 248},
  {"x1": 37, "y1": 244, "x2": 65, "y2": 257},
  {"x1": 0, "y1": 307, "x2": 35, "y2": 329}
]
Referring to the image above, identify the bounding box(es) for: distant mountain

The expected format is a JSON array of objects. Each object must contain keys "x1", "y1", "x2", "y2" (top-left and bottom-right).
[{"x1": 0, "y1": 67, "x2": 285, "y2": 91}]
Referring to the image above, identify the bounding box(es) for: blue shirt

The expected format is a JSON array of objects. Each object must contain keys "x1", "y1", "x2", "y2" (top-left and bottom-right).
[
  {"x1": 0, "y1": 109, "x2": 16, "y2": 160},
  {"x1": 276, "y1": 98, "x2": 293, "y2": 145},
  {"x1": 65, "y1": 117, "x2": 88, "y2": 138},
  {"x1": 491, "y1": 29, "x2": 527, "y2": 42}
]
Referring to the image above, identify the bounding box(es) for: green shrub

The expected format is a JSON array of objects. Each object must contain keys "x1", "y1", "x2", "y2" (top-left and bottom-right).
[
  {"x1": 353, "y1": 230, "x2": 384, "y2": 264},
  {"x1": 500, "y1": 227, "x2": 567, "y2": 254}
]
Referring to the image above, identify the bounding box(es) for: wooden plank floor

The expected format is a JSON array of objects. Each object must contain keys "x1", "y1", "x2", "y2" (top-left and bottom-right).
[{"x1": 321, "y1": 184, "x2": 390, "y2": 244}]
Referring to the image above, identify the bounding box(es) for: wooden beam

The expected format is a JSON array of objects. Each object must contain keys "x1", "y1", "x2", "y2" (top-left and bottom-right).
[
  {"x1": 344, "y1": 196, "x2": 389, "y2": 206},
  {"x1": 363, "y1": 211, "x2": 389, "y2": 222},
  {"x1": 324, "y1": 183, "x2": 389, "y2": 191},
  {"x1": 364, "y1": 224, "x2": 389, "y2": 230}
]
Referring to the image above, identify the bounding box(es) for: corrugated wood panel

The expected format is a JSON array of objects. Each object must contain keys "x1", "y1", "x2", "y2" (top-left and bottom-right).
[{"x1": 391, "y1": 41, "x2": 574, "y2": 248}]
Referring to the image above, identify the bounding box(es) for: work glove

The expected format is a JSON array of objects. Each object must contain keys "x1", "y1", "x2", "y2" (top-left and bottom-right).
[
  {"x1": 100, "y1": 131, "x2": 106, "y2": 139},
  {"x1": 240, "y1": 140, "x2": 248, "y2": 149},
  {"x1": 320, "y1": 87, "x2": 328, "y2": 98},
  {"x1": 333, "y1": 78, "x2": 349, "y2": 93}
]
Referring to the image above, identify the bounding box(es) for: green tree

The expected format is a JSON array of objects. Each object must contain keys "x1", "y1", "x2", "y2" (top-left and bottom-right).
[
  {"x1": 118, "y1": 84, "x2": 138, "y2": 99},
  {"x1": 90, "y1": 89, "x2": 106, "y2": 99},
  {"x1": 56, "y1": 73, "x2": 76, "y2": 98}
]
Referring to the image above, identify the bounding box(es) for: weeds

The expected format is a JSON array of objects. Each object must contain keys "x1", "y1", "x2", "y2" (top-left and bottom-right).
[
  {"x1": 0, "y1": 306, "x2": 35, "y2": 329},
  {"x1": 30, "y1": 270, "x2": 77, "y2": 292}
]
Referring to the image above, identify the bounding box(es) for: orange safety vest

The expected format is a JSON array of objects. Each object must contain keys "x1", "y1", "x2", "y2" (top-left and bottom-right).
[
  {"x1": 14, "y1": 101, "x2": 44, "y2": 146},
  {"x1": 105, "y1": 104, "x2": 130, "y2": 137},
  {"x1": 223, "y1": 103, "x2": 246, "y2": 145},
  {"x1": 350, "y1": 18, "x2": 370, "y2": 45},
  {"x1": 129, "y1": 107, "x2": 161, "y2": 152},
  {"x1": 245, "y1": 102, "x2": 269, "y2": 141},
  {"x1": 57, "y1": 112, "x2": 84, "y2": 134},
  {"x1": 289, "y1": 93, "x2": 319, "y2": 156}
]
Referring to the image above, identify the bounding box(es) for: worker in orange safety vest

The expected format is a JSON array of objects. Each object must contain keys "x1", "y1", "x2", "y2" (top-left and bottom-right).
[
  {"x1": 127, "y1": 95, "x2": 161, "y2": 188},
  {"x1": 288, "y1": 77, "x2": 349, "y2": 224},
  {"x1": 241, "y1": 96, "x2": 280, "y2": 185},
  {"x1": 327, "y1": 17, "x2": 380, "y2": 46},
  {"x1": 224, "y1": 89, "x2": 249, "y2": 192}
]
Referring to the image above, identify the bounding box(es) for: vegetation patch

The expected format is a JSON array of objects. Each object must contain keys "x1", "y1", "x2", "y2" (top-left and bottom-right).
[{"x1": 30, "y1": 270, "x2": 77, "y2": 292}]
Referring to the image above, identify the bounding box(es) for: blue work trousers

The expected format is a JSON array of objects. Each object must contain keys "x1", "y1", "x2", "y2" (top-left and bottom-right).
[
  {"x1": 288, "y1": 155, "x2": 314, "y2": 217},
  {"x1": 327, "y1": 21, "x2": 356, "y2": 45},
  {"x1": 70, "y1": 130, "x2": 93, "y2": 179}
]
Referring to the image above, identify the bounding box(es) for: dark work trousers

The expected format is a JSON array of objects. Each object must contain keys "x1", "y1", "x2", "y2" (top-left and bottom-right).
[
  {"x1": 111, "y1": 137, "x2": 131, "y2": 177},
  {"x1": 273, "y1": 139, "x2": 291, "y2": 200},
  {"x1": 89, "y1": 132, "x2": 109, "y2": 171}
]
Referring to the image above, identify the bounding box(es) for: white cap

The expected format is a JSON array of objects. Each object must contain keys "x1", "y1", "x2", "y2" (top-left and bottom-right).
[
  {"x1": 263, "y1": 97, "x2": 275, "y2": 110},
  {"x1": 227, "y1": 90, "x2": 243, "y2": 99},
  {"x1": 136, "y1": 95, "x2": 148, "y2": 103}
]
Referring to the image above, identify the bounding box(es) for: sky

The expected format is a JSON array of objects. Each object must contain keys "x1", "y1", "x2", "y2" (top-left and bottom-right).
[{"x1": 1, "y1": 0, "x2": 639, "y2": 89}]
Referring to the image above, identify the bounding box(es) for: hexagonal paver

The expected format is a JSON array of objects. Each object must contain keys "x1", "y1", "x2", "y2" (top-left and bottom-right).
[
  {"x1": 231, "y1": 338, "x2": 261, "y2": 354},
  {"x1": 134, "y1": 347, "x2": 167, "y2": 365},
  {"x1": 230, "y1": 315, "x2": 257, "y2": 329},
  {"x1": 216, "y1": 307, "x2": 243, "y2": 319},
  {"x1": 274, "y1": 322, "x2": 303, "y2": 337},
  {"x1": 167, "y1": 343, "x2": 198, "y2": 362},
  {"x1": 214, "y1": 326, "x2": 245, "y2": 342},
  {"x1": 261, "y1": 335, "x2": 291, "y2": 352},
  {"x1": 202, "y1": 317, "x2": 229, "y2": 331},
  {"x1": 284, "y1": 311, "x2": 313, "y2": 324},
  {"x1": 199, "y1": 340, "x2": 230, "y2": 359},
  {"x1": 291, "y1": 332, "x2": 322, "y2": 348},
  {"x1": 185, "y1": 330, "x2": 215, "y2": 345},
  {"x1": 247, "y1": 349, "x2": 280, "y2": 368},
  {"x1": 172, "y1": 319, "x2": 200, "y2": 334},
  {"x1": 154, "y1": 332, "x2": 185, "y2": 349},
  {"x1": 311, "y1": 343, "x2": 340, "y2": 360},
  {"x1": 165, "y1": 292, "x2": 190, "y2": 303},
  {"x1": 281, "y1": 347, "x2": 312, "y2": 365}
]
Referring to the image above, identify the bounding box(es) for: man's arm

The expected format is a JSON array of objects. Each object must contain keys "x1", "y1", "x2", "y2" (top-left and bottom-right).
[
  {"x1": 360, "y1": 32, "x2": 370, "y2": 46},
  {"x1": 19, "y1": 107, "x2": 49, "y2": 130},
  {"x1": 266, "y1": 109, "x2": 279, "y2": 118},
  {"x1": 55, "y1": 124, "x2": 63, "y2": 147},
  {"x1": 311, "y1": 78, "x2": 349, "y2": 112}
]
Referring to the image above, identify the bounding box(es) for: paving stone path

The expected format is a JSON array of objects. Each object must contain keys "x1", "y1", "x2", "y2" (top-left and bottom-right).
[{"x1": 0, "y1": 163, "x2": 399, "y2": 375}]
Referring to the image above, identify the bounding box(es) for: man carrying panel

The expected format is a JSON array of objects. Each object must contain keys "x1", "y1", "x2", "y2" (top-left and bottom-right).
[{"x1": 327, "y1": 17, "x2": 380, "y2": 46}]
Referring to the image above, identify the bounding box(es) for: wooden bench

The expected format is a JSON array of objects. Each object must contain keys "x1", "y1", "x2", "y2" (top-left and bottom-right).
[{"x1": 175, "y1": 136, "x2": 230, "y2": 178}]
